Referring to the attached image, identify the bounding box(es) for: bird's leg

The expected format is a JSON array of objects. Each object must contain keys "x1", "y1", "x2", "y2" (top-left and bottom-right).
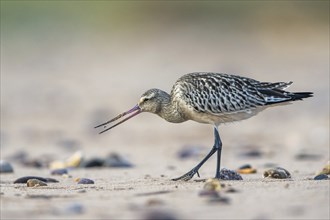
[
  {"x1": 172, "y1": 127, "x2": 220, "y2": 181},
  {"x1": 213, "y1": 127, "x2": 223, "y2": 179}
]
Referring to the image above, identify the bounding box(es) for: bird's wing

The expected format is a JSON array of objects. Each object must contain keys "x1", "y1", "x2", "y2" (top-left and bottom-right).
[{"x1": 172, "y1": 72, "x2": 293, "y2": 115}]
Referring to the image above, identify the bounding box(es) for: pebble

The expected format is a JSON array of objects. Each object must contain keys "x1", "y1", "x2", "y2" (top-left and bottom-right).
[
  {"x1": 314, "y1": 174, "x2": 329, "y2": 180},
  {"x1": 146, "y1": 198, "x2": 165, "y2": 206},
  {"x1": 14, "y1": 176, "x2": 48, "y2": 184},
  {"x1": 208, "y1": 195, "x2": 230, "y2": 204},
  {"x1": 53, "y1": 202, "x2": 85, "y2": 215},
  {"x1": 143, "y1": 210, "x2": 177, "y2": 220},
  {"x1": 0, "y1": 160, "x2": 14, "y2": 173},
  {"x1": 76, "y1": 178, "x2": 95, "y2": 184},
  {"x1": 49, "y1": 151, "x2": 83, "y2": 170},
  {"x1": 177, "y1": 145, "x2": 205, "y2": 159},
  {"x1": 27, "y1": 179, "x2": 47, "y2": 187},
  {"x1": 64, "y1": 203, "x2": 84, "y2": 215},
  {"x1": 237, "y1": 164, "x2": 257, "y2": 174},
  {"x1": 66, "y1": 151, "x2": 84, "y2": 168},
  {"x1": 81, "y1": 158, "x2": 104, "y2": 168},
  {"x1": 219, "y1": 168, "x2": 243, "y2": 180},
  {"x1": 295, "y1": 153, "x2": 321, "y2": 161},
  {"x1": 239, "y1": 147, "x2": 263, "y2": 158},
  {"x1": 45, "y1": 178, "x2": 59, "y2": 183},
  {"x1": 263, "y1": 167, "x2": 291, "y2": 179},
  {"x1": 203, "y1": 178, "x2": 221, "y2": 191},
  {"x1": 104, "y1": 153, "x2": 133, "y2": 168},
  {"x1": 51, "y1": 168, "x2": 68, "y2": 175},
  {"x1": 317, "y1": 162, "x2": 330, "y2": 175}
]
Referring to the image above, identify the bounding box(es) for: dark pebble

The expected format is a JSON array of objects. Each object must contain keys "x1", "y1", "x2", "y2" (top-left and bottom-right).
[
  {"x1": 239, "y1": 148, "x2": 263, "y2": 158},
  {"x1": 219, "y1": 168, "x2": 243, "y2": 180},
  {"x1": 208, "y1": 195, "x2": 231, "y2": 204},
  {"x1": 177, "y1": 146, "x2": 205, "y2": 159},
  {"x1": 14, "y1": 176, "x2": 58, "y2": 183},
  {"x1": 104, "y1": 153, "x2": 133, "y2": 168},
  {"x1": 45, "y1": 178, "x2": 59, "y2": 183},
  {"x1": 22, "y1": 159, "x2": 43, "y2": 168},
  {"x1": 314, "y1": 174, "x2": 329, "y2": 180},
  {"x1": 51, "y1": 168, "x2": 68, "y2": 175},
  {"x1": 64, "y1": 203, "x2": 84, "y2": 215},
  {"x1": 143, "y1": 210, "x2": 177, "y2": 220},
  {"x1": 295, "y1": 153, "x2": 321, "y2": 161},
  {"x1": 14, "y1": 176, "x2": 48, "y2": 184},
  {"x1": 77, "y1": 178, "x2": 94, "y2": 184},
  {"x1": 81, "y1": 158, "x2": 105, "y2": 168},
  {"x1": 56, "y1": 139, "x2": 80, "y2": 150},
  {"x1": 199, "y1": 190, "x2": 220, "y2": 198},
  {"x1": 0, "y1": 160, "x2": 14, "y2": 173},
  {"x1": 238, "y1": 164, "x2": 252, "y2": 169}
]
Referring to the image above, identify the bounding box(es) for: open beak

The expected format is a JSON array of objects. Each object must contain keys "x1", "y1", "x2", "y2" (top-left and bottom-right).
[{"x1": 94, "y1": 104, "x2": 141, "y2": 134}]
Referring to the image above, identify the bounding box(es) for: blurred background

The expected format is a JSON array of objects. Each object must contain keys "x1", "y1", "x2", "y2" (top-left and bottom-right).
[{"x1": 1, "y1": 1, "x2": 329, "y2": 168}]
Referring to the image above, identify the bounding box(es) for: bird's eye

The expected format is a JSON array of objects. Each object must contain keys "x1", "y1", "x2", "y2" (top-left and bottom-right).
[{"x1": 143, "y1": 97, "x2": 150, "y2": 102}]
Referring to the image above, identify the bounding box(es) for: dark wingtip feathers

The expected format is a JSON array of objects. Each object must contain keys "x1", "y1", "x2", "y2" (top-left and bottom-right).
[{"x1": 291, "y1": 92, "x2": 313, "y2": 101}]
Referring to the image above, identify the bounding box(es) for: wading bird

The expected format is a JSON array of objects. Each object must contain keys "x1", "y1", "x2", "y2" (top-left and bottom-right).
[{"x1": 95, "y1": 72, "x2": 312, "y2": 181}]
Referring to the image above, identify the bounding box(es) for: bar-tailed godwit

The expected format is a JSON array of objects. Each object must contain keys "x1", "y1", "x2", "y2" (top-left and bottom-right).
[{"x1": 95, "y1": 72, "x2": 313, "y2": 181}]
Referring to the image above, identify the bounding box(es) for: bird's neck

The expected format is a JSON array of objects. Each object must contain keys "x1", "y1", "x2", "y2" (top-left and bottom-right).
[{"x1": 157, "y1": 91, "x2": 186, "y2": 123}]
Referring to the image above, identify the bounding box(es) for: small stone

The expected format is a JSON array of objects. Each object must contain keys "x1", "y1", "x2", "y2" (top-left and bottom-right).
[
  {"x1": 62, "y1": 174, "x2": 72, "y2": 178},
  {"x1": 57, "y1": 202, "x2": 84, "y2": 215},
  {"x1": 14, "y1": 176, "x2": 48, "y2": 184},
  {"x1": 295, "y1": 153, "x2": 321, "y2": 161},
  {"x1": 219, "y1": 168, "x2": 243, "y2": 180},
  {"x1": 317, "y1": 162, "x2": 330, "y2": 175},
  {"x1": 199, "y1": 190, "x2": 220, "y2": 198},
  {"x1": 314, "y1": 174, "x2": 329, "y2": 180},
  {"x1": 208, "y1": 195, "x2": 230, "y2": 204},
  {"x1": 77, "y1": 178, "x2": 94, "y2": 184},
  {"x1": 177, "y1": 146, "x2": 205, "y2": 159},
  {"x1": 104, "y1": 153, "x2": 133, "y2": 168},
  {"x1": 146, "y1": 198, "x2": 165, "y2": 206},
  {"x1": 0, "y1": 160, "x2": 14, "y2": 173},
  {"x1": 143, "y1": 210, "x2": 177, "y2": 220},
  {"x1": 22, "y1": 159, "x2": 44, "y2": 168},
  {"x1": 27, "y1": 179, "x2": 47, "y2": 187},
  {"x1": 239, "y1": 147, "x2": 263, "y2": 158},
  {"x1": 81, "y1": 158, "x2": 104, "y2": 168},
  {"x1": 51, "y1": 168, "x2": 68, "y2": 175},
  {"x1": 203, "y1": 178, "x2": 221, "y2": 191},
  {"x1": 66, "y1": 151, "x2": 83, "y2": 168},
  {"x1": 49, "y1": 160, "x2": 67, "y2": 170},
  {"x1": 237, "y1": 164, "x2": 257, "y2": 174},
  {"x1": 66, "y1": 203, "x2": 84, "y2": 214},
  {"x1": 263, "y1": 167, "x2": 291, "y2": 179},
  {"x1": 49, "y1": 151, "x2": 83, "y2": 170},
  {"x1": 238, "y1": 164, "x2": 252, "y2": 169},
  {"x1": 45, "y1": 178, "x2": 59, "y2": 183}
]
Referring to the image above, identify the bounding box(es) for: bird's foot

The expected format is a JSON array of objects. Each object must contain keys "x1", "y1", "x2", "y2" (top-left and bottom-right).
[{"x1": 172, "y1": 168, "x2": 200, "y2": 181}]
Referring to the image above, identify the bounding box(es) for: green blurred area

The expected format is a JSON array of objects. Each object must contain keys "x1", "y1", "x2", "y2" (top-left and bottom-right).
[{"x1": 2, "y1": 1, "x2": 328, "y2": 39}]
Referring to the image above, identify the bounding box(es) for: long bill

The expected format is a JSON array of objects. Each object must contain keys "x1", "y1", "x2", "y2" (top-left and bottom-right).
[{"x1": 94, "y1": 104, "x2": 141, "y2": 134}]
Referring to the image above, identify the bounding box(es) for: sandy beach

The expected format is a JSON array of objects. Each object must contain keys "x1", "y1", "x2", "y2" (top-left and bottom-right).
[{"x1": 1, "y1": 1, "x2": 329, "y2": 219}]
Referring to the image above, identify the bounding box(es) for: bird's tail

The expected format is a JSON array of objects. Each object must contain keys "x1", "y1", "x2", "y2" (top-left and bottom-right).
[{"x1": 289, "y1": 92, "x2": 313, "y2": 101}]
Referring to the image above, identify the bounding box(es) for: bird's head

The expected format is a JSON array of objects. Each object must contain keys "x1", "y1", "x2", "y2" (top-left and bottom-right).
[
  {"x1": 138, "y1": 89, "x2": 166, "y2": 114},
  {"x1": 95, "y1": 89, "x2": 168, "y2": 134}
]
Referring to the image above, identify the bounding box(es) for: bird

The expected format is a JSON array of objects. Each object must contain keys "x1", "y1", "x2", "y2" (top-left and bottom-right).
[{"x1": 95, "y1": 72, "x2": 313, "y2": 181}]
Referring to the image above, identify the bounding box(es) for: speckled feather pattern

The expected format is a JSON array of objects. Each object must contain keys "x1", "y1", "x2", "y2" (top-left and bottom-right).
[{"x1": 173, "y1": 72, "x2": 289, "y2": 113}]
